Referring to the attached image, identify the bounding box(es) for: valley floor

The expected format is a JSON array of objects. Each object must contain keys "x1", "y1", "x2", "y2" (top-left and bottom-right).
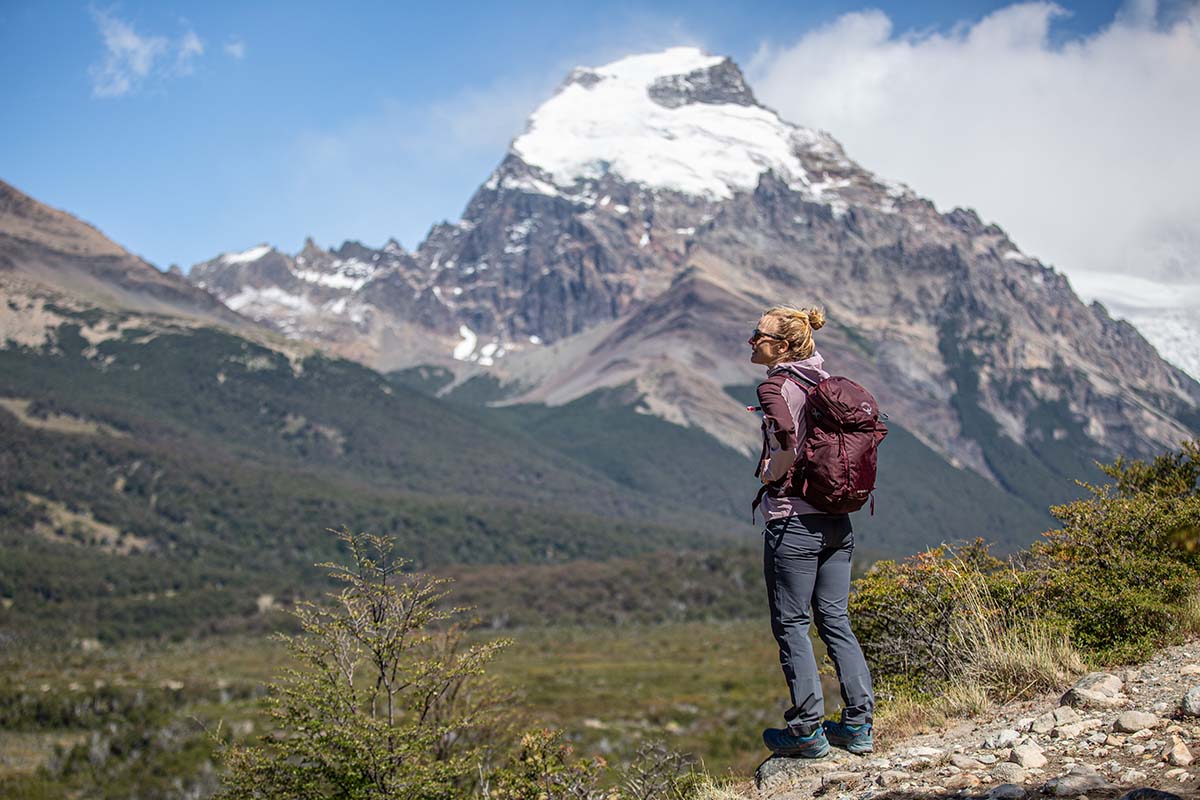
[{"x1": 0, "y1": 618, "x2": 839, "y2": 795}]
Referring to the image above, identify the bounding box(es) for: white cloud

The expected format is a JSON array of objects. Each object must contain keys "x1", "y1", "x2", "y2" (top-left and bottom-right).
[
  {"x1": 88, "y1": 8, "x2": 206, "y2": 97},
  {"x1": 175, "y1": 30, "x2": 204, "y2": 75},
  {"x1": 89, "y1": 8, "x2": 169, "y2": 97},
  {"x1": 224, "y1": 39, "x2": 246, "y2": 60},
  {"x1": 747, "y1": 0, "x2": 1200, "y2": 377},
  {"x1": 747, "y1": 3, "x2": 1200, "y2": 286}
]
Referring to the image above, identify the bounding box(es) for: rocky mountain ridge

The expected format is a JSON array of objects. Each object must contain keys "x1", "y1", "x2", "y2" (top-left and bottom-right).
[{"x1": 186, "y1": 48, "x2": 1198, "y2": 502}]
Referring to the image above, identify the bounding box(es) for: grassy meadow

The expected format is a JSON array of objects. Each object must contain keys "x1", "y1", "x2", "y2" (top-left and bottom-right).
[{"x1": 0, "y1": 618, "x2": 841, "y2": 796}]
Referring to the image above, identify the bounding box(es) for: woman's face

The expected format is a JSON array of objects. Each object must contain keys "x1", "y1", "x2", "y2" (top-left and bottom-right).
[{"x1": 749, "y1": 314, "x2": 789, "y2": 365}]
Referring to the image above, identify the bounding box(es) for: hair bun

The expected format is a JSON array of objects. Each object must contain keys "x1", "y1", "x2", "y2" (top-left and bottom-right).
[{"x1": 805, "y1": 307, "x2": 826, "y2": 331}]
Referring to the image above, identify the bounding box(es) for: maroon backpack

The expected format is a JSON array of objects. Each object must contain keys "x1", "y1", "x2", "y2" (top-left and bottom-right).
[{"x1": 754, "y1": 368, "x2": 888, "y2": 518}]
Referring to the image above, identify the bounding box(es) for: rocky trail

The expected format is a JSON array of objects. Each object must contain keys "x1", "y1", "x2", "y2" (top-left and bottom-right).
[{"x1": 748, "y1": 639, "x2": 1200, "y2": 799}]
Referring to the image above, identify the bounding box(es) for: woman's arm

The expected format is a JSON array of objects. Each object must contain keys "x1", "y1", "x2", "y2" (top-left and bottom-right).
[{"x1": 757, "y1": 379, "x2": 797, "y2": 482}]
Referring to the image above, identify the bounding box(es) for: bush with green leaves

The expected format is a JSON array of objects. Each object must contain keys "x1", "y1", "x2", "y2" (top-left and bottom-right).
[
  {"x1": 852, "y1": 441, "x2": 1200, "y2": 695},
  {"x1": 217, "y1": 528, "x2": 706, "y2": 800},
  {"x1": 217, "y1": 528, "x2": 513, "y2": 799}
]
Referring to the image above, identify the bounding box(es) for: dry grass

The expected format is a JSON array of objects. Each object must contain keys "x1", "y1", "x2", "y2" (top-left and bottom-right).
[
  {"x1": 684, "y1": 775, "x2": 749, "y2": 800},
  {"x1": 948, "y1": 561, "x2": 1085, "y2": 702},
  {"x1": 1179, "y1": 593, "x2": 1200, "y2": 639},
  {"x1": 876, "y1": 554, "x2": 1086, "y2": 745},
  {"x1": 875, "y1": 681, "x2": 991, "y2": 743}
]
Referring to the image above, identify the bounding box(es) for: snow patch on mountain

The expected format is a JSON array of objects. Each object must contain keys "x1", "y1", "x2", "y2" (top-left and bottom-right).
[
  {"x1": 220, "y1": 245, "x2": 272, "y2": 265},
  {"x1": 294, "y1": 258, "x2": 378, "y2": 291},
  {"x1": 225, "y1": 286, "x2": 314, "y2": 315},
  {"x1": 512, "y1": 47, "x2": 809, "y2": 199}
]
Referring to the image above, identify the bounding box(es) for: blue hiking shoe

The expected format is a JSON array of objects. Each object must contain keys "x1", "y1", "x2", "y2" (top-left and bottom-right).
[
  {"x1": 822, "y1": 720, "x2": 874, "y2": 754},
  {"x1": 762, "y1": 725, "x2": 830, "y2": 758}
]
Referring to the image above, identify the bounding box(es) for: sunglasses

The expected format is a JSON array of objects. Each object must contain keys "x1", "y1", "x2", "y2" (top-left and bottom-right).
[{"x1": 750, "y1": 328, "x2": 786, "y2": 343}]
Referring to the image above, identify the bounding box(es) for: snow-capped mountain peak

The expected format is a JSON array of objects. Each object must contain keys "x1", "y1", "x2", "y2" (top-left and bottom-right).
[{"x1": 511, "y1": 46, "x2": 813, "y2": 200}]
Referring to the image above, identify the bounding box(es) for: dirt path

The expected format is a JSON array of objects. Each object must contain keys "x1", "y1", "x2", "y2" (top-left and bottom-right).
[{"x1": 746, "y1": 639, "x2": 1200, "y2": 799}]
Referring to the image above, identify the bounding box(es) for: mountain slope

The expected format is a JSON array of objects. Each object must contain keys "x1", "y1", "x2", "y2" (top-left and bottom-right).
[
  {"x1": 0, "y1": 302, "x2": 745, "y2": 643},
  {"x1": 0, "y1": 179, "x2": 242, "y2": 325}
]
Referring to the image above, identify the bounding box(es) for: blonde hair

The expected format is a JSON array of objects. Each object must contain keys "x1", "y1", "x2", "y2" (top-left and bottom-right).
[{"x1": 763, "y1": 305, "x2": 826, "y2": 360}]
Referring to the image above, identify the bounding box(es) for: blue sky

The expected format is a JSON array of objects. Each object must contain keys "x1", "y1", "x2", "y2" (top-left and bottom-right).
[{"x1": 0, "y1": 0, "x2": 1180, "y2": 276}]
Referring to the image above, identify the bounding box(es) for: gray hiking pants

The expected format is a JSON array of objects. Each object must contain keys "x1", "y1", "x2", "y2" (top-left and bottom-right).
[{"x1": 763, "y1": 513, "x2": 874, "y2": 734}]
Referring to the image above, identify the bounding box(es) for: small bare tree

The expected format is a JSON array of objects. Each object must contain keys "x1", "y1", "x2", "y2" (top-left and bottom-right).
[{"x1": 218, "y1": 527, "x2": 511, "y2": 800}]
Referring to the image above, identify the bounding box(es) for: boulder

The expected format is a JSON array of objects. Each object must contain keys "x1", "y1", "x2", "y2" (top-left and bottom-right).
[
  {"x1": 1061, "y1": 671, "x2": 1124, "y2": 708},
  {"x1": 1115, "y1": 710, "x2": 1159, "y2": 733}
]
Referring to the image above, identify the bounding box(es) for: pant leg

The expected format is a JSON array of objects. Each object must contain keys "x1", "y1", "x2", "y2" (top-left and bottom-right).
[
  {"x1": 811, "y1": 515, "x2": 875, "y2": 726},
  {"x1": 763, "y1": 516, "x2": 824, "y2": 733}
]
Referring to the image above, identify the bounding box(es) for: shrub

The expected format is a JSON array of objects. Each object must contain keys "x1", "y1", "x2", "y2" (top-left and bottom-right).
[
  {"x1": 217, "y1": 527, "x2": 512, "y2": 799},
  {"x1": 217, "y1": 528, "x2": 709, "y2": 800},
  {"x1": 853, "y1": 441, "x2": 1200, "y2": 697}
]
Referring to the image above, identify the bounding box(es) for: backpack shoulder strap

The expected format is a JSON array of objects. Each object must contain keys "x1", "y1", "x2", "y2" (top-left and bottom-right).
[{"x1": 774, "y1": 366, "x2": 820, "y2": 390}]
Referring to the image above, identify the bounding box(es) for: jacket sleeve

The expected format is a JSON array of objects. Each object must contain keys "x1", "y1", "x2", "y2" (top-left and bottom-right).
[{"x1": 756, "y1": 379, "x2": 798, "y2": 482}]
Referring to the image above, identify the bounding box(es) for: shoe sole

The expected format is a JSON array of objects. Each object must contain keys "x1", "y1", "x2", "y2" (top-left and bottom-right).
[
  {"x1": 827, "y1": 738, "x2": 873, "y2": 754},
  {"x1": 763, "y1": 737, "x2": 831, "y2": 758},
  {"x1": 767, "y1": 744, "x2": 830, "y2": 758}
]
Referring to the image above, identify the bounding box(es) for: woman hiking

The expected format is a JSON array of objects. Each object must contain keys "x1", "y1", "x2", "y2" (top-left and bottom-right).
[{"x1": 750, "y1": 305, "x2": 875, "y2": 758}]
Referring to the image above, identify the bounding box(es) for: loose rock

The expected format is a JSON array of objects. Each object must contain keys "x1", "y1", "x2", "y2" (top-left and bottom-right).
[
  {"x1": 949, "y1": 753, "x2": 983, "y2": 770},
  {"x1": 1163, "y1": 737, "x2": 1193, "y2": 766},
  {"x1": 985, "y1": 729, "x2": 1021, "y2": 749},
  {"x1": 1010, "y1": 743, "x2": 1047, "y2": 769},
  {"x1": 945, "y1": 772, "x2": 981, "y2": 790},
  {"x1": 992, "y1": 762, "x2": 1027, "y2": 784},
  {"x1": 820, "y1": 770, "x2": 859, "y2": 788},
  {"x1": 1053, "y1": 719, "x2": 1103, "y2": 739},
  {"x1": 1052, "y1": 705, "x2": 1081, "y2": 724},
  {"x1": 908, "y1": 745, "x2": 943, "y2": 757},
  {"x1": 1181, "y1": 664, "x2": 1200, "y2": 675},
  {"x1": 1062, "y1": 672, "x2": 1125, "y2": 709},
  {"x1": 1116, "y1": 711, "x2": 1158, "y2": 733},
  {"x1": 1181, "y1": 687, "x2": 1200, "y2": 717},
  {"x1": 876, "y1": 770, "x2": 909, "y2": 787},
  {"x1": 1041, "y1": 764, "x2": 1111, "y2": 797},
  {"x1": 1032, "y1": 711, "x2": 1057, "y2": 734}
]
